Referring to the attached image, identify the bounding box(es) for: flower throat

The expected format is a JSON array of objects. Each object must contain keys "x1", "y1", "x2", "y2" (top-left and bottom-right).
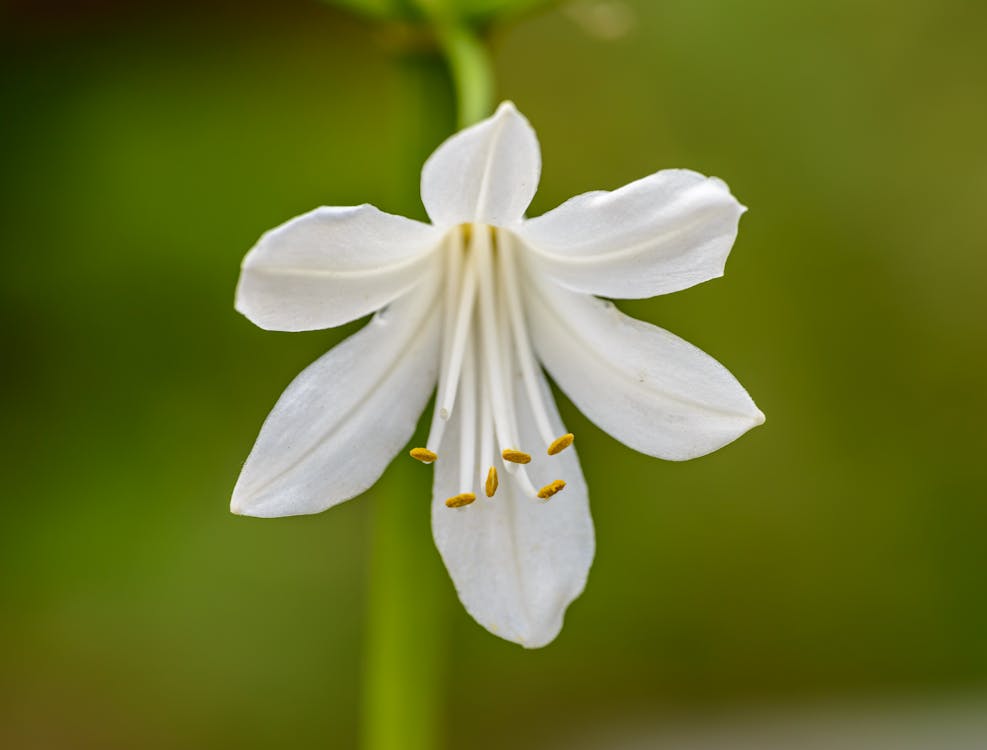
[{"x1": 409, "y1": 223, "x2": 574, "y2": 508}]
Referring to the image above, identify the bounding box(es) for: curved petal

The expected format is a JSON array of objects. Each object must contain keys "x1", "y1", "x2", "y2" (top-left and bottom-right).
[
  {"x1": 236, "y1": 204, "x2": 443, "y2": 332},
  {"x1": 231, "y1": 274, "x2": 441, "y2": 517},
  {"x1": 420, "y1": 101, "x2": 541, "y2": 228},
  {"x1": 518, "y1": 169, "x2": 745, "y2": 299},
  {"x1": 431, "y1": 367, "x2": 594, "y2": 648},
  {"x1": 525, "y1": 276, "x2": 764, "y2": 461}
]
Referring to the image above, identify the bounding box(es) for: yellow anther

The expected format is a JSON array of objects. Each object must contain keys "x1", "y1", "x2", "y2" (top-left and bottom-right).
[
  {"x1": 485, "y1": 466, "x2": 498, "y2": 497},
  {"x1": 501, "y1": 449, "x2": 532, "y2": 464},
  {"x1": 537, "y1": 480, "x2": 566, "y2": 500},
  {"x1": 445, "y1": 492, "x2": 476, "y2": 508},
  {"x1": 409, "y1": 447, "x2": 437, "y2": 464},
  {"x1": 547, "y1": 433, "x2": 575, "y2": 456}
]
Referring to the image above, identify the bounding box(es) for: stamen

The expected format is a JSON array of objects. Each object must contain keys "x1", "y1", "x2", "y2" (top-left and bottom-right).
[
  {"x1": 502, "y1": 449, "x2": 532, "y2": 464},
  {"x1": 423, "y1": 230, "x2": 464, "y2": 454},
  {"x1": 485, "y1": 466, "x2": 498, "y2": 497},
  {"x1": 445, "y1": 492, "x2": 476, "y2": 508},
  {"x1": 494, "y1": 251, "x2": 529, "y2": 472},
  {"x1": 547, "y1": 433, "x2": 575, "y2": 456},
  {"x1": 436, "y1": 241, "x2": 478, "y2": 421},
  {"x1": 478, "y1": 359, "x2": 496, "y2": 493},
  {"x1": 474, "y1": 225, "x2": 517, "y2": 453},
  {"x1": 409, "y1": 448, "x2": 437, "y2": 464},
  {"x1": 497, "y1": 229, "x2": 561, "y2": 451},
  {"x1": 513, "y1": 465, "x2": 542, "y2": 499},
  {"x1": 456, "y1": 334, "x2": 478, "y2": 502},
  {"x1": 537, "y1": 480, "x2": 566, "y2": 500}
]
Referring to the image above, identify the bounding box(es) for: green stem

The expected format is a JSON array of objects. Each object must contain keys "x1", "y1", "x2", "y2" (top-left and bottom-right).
[
  {"x1": 361, "y1": 53, "x2": 453, "y2": 750},
  {"x1": 411, "y1": 0, "x2": 494, "y2": 127},
  {"x1": 362, "y1": 20, "x2": 494, "y2": 750},
  {"x1": 434, "y1": 22, "x2": 494, "y2": 128},
  {"x1": 362, "y1": 461, "x2": 444, "y2": 750}
]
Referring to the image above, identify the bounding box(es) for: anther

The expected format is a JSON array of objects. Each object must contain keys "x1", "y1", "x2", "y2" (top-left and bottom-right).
[
  {"x1": 409, "y1": 448, "x2": 437, "y2": 464},
  {"x1": 501, "y1": 449, "x2": 532, "y2": 464},
  {"x1": 485, "y1": 466, "x2": 498, "y2": 497},
  {"x1": 445, "y1": 492, "x2": 476, "y2": 508},
  {"x1": 547, "y1": 433, "x2": 575, "y2": 456},
  {"x1": 537, "y1": 480, "x2": 566, "y2": 500}
]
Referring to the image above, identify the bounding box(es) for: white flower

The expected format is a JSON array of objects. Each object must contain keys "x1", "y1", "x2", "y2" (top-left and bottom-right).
[{"x1": 231, "y1": 102, "x2": 764, "y2": 648}]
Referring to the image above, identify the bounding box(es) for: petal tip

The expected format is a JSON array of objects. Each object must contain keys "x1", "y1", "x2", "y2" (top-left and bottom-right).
[
  {"x1": 491, "y1": 100, "x2": 533, "y2": 136},
  {"x1": 233, "y1": 285, "x2": 253, "y2": 320},
  {"x1": 232, "y1": 293, "x2": 294, "y2": 332},
  {"x1": 228, "y1": 474, "x2": 282, "y2": 519},
  {"x1": 230, "y1": 481, "x2": 261, "y2": 516},
  {"x1": 421, "y1": 97, "x2": 540, "y2": 227},
  {"x1": 705, "y1": 175, "x2": 745, "y2": 210},
  {"x1": 519, "y1": 631, "x2": 560, "y2": 649},
  {"x1": 229, "y1": 493, "x2": 247, "y2": 516},
  {"x1": 485, "y1": 618, "x2": 563, "y2": 650}
]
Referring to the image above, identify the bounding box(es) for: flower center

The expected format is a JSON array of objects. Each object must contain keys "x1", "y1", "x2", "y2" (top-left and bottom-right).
[{"x1": 409, "y1": 223, "x2": 574, "y2": 508}]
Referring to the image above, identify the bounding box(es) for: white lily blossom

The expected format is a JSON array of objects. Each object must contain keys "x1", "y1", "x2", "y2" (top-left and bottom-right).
[{"x1": 232, "y1": 102, "x2": 764, "y2": 648}]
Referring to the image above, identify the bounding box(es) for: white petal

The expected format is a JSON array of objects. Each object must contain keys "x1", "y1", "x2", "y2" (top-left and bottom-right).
[
  {"x1": 236, "y1": 204, "x2": 443, "y2": 331},
  {"x1": 431, "y1": 367, "x2": 594, "y2": 648},
  {"x1": 518, "y1": 169, "x2": 745, "y2": 299},
  {"x1": 525, "y1": 277, "x2": 764, "y2": 461},
  {"x1": 420, "y1": 101, "x2": 541, "y2": 228},
  {"x1": 231, "y1": 276, "x2": 441, "y2": 517}
]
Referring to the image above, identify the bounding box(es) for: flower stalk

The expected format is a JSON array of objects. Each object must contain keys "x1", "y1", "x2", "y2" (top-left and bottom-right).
[
  {"x1": 362, "y1": 24, "x2": 491, "y2": 749},
  {"x1": 434, "y1": 22, "x2": 494, "y2": 127},
  {"x1": 362, "y1": 462, "x2": 444, "y2": 750}
]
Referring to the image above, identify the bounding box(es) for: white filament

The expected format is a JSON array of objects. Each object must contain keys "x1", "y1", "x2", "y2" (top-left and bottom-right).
[
  {"x1": 493, "y1": 245, "x2": 542, "y2": 497},
  {"x1": 437, "y1": 238, "x2": 478, "y2": 421},
  {"x1": 474, "y1": 225, "x2": 516, "y2": 455},
  {"x1": 425, "y1": 231, "x2": 463, "y2": 454},
  {"x1": 425, "y1": 223, "x2": 557, "y2": 500},
  {"x1": 497, "y1": 228, "x2": 556, "y2": 449},
  {"x1": 458, "y1": 334, "x2": 477, "y2": 494},
  {"x1": 478, "y1": 346, "x2": 495, "y2": 488}
]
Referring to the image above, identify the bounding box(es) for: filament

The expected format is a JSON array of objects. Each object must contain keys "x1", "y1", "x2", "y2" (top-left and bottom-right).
[
  {"x1": 425, "y1": 229, "x2": 469, "y2": 454},
  {"x1": 474, "y1": 225, "x2": 516, "y2": 453},
  {"x1": 497, "y1": 228, "x2": 556, "y2": 449},
  {"x1": 457, "y1": 334, "x2": 478, "y2": 497},
  {"x1": 478, "y1": 340, "x2": 496, "y2": 494},
  {"x1": 437, "y1": 240, "x2": 478, "y2": 421}
]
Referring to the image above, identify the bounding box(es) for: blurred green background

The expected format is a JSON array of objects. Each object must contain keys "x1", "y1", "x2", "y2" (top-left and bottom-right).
[{"x1": 2, "y1": 0, "x2": 986, "y2": 747}]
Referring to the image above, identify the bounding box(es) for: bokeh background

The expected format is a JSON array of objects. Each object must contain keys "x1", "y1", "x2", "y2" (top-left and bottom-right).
[{"x1": 3, "y1": 0, "x2": 986, "y2": 747}]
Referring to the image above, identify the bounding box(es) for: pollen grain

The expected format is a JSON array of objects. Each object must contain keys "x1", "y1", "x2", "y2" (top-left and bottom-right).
[
  {"x1": 485, "y1": 466, "x2": 499, "y2": 497},
  {"x1": 502, "y1": 449, "x2": 532, "y2": 464},
  {"x1": 445, "y1": 492, "x2": 476, "y2": 508},
  {"x1": 409, "y1": 447, "x2": 438, "y2": 464},
  {"x1": 547, "y1": 433, "x2": 575, "y2": 456},
  {"x1": 537, "y1": 480, "x2": 566, "y2": 500}
]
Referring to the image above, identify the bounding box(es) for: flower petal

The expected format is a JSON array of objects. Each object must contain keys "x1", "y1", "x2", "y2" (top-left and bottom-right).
[
  {"x1": 525, "y1": 277, "x2": 764, "y2": 461},
  {"x1": 420, "y1": 101, "x2": 541, "y2": 228},
  {"x1": 431, "y1": 367, "x2": 594, "y2": 648},
  {"x1": 518, "y1": 169, "x2": 745, "y2": 299},
  {"x1": 236, "y1": 204, "x2": 442, "y2": 332},
  {"x1": 231, "y1": 275, "x2": 441, "y2": 517}
]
